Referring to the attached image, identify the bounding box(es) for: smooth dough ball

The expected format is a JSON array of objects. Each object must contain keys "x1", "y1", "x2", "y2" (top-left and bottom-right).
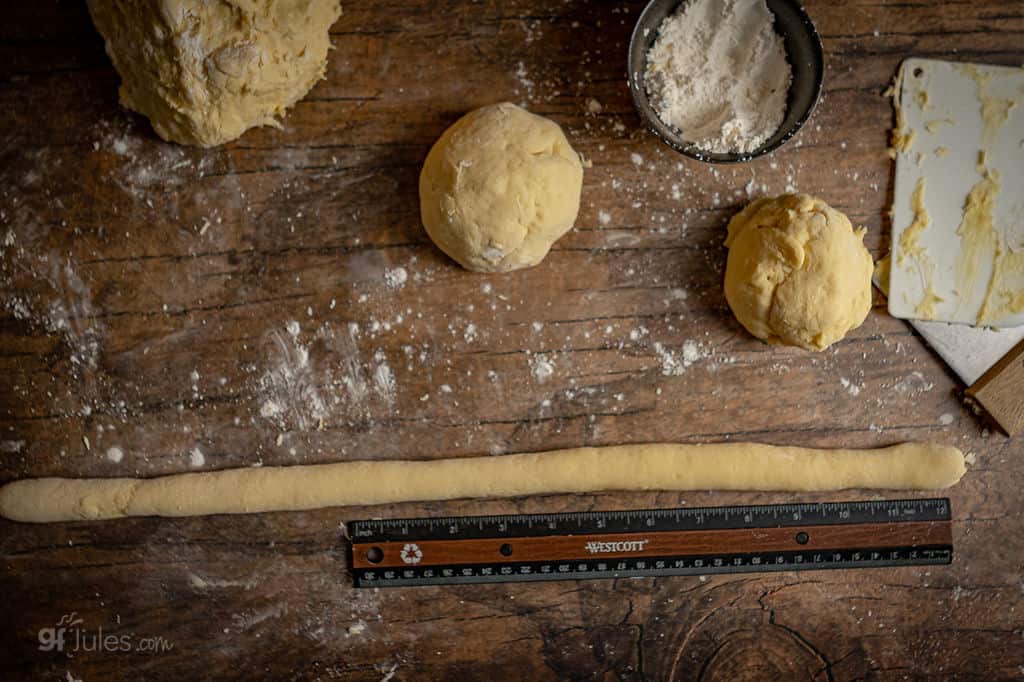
[
  {"x1": 419, "y1": 103, "x2": 584, "y2": 272},
  {"x1": 87, "y1": 0, "x2": 341, "y2": 147},
  {"x1": 724, "y1": 194, "x2": 874, "y2": 351}
]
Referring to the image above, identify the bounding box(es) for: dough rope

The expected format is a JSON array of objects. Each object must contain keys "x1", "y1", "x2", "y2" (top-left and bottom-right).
[{"x1": 0, "y1": 442, "x2": 965, "y2": 523}]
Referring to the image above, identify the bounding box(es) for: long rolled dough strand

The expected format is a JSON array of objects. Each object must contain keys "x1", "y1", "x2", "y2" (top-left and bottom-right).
[{"x1": 0, "y1": 442, "x2": 965, "y2": 523}]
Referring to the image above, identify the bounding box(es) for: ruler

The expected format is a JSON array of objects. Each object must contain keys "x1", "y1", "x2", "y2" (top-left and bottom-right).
[{"x1": 348, "y1": 498, "x2": 952, "y2": 587}]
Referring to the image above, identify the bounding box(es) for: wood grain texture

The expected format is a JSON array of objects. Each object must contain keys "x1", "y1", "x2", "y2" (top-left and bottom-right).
[
  {"x1": 0, "y1": 0, "x2": 1021, "y2": 679},
  {"x1": 966, "y1": 339, "x2": 1024, "y2": 436}
]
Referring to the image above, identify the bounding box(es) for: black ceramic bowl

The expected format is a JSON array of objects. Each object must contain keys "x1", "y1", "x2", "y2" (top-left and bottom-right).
[{"x1": 628, "y1": 0, "x2": 824, "y2": 163}]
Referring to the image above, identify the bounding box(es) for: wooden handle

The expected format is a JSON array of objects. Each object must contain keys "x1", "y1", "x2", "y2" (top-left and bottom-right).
[{"x1": 966, "y1": 339, "x2": 1024, "y2": 436}]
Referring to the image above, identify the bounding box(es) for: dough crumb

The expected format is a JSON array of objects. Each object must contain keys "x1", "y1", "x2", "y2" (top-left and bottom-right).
[
  {"x1": 106, "y1": 446, "x2": 124, "y2": 463},
  {"x1": 938, "y1": 413, "x2": 955, "y2": 426},
  {"x1": 189, "y1": 447, "x2": 206, "y2": 468}
]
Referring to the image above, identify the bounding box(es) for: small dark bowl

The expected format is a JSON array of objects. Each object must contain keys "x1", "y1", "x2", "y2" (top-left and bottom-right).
[{"x1": 628, "y1": 0, "x2": 824, "y2": 163}]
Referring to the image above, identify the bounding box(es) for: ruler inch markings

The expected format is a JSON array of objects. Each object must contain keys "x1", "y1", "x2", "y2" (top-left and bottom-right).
[{"x1": 348, "y1": 498, "x2": 951, "y2": 541}]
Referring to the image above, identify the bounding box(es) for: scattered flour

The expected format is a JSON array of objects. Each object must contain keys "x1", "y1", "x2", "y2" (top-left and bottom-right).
[
  {"x1": 529, "y1": 354, "x2": 555, "y2": 383},
  {"x1": 111, "y1": 137, "x2": 130, "y2": 155},
  {"x1": 681, "y1": 340, "x2": 705, "y2": 365},
  {"x1": 653, "y1": 339, "x2": 709, "y2": 376},
  {"x1": 893, "y1": 371, "x2": 934, "y2": 394},
  {"x1": 839, "y1": 377, "x2": 862, "y2": 396},
  {"x1": 231, "y1": 603, "x2": 288, "y2": 632},
  {"x1": 514, "y1": 61, "x2": 535, "y2": 98},
  {"x1": 40, "y1": 261, "x2": 104, "y2": 371},
  {"x1": 378, "y1": 663, "x2": 399, "y2": 682},
  {"x1": 372, "y1": 352, "x2": 396, "y2": 402},
  {"x1": 257, "y1": 331, "x2": 328, "y2": 430},
  {"x1": 938, "y1": 413, "x2": 955, "y2": 426},
  {"x1": 189, "y1": 572, "x2": 259, "y2": 591},
  {"x1": 384, "y1": 267, "x2": 408, "y2": 289}
]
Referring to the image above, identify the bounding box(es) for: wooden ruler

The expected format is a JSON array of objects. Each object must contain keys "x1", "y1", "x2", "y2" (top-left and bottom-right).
[{"x1": 347, "y1": 498, "x2": 952, "y2": 587}]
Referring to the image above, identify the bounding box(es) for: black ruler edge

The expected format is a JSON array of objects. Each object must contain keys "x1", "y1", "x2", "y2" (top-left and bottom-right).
[
  {"x1": 353, "y1": 544, "x2": 954, "y2": 588},
  {"x1": 347, "y1": 497, "x2": 952, "y2": 542}
]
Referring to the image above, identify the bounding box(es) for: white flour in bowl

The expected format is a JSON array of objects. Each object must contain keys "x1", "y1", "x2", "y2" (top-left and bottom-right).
[{"x1": 644, "y1": 0, "x2": 792, "y2": 154}]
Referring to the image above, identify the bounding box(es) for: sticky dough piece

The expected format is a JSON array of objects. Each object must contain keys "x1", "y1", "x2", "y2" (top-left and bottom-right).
[{"x1": 0, "y1": 442, "x2": 965, "y2": 523}]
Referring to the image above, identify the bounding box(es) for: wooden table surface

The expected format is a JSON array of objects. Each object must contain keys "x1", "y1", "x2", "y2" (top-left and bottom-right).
[{"x1": 2, "y1": 1, "x2": 1022, "y2": 679}]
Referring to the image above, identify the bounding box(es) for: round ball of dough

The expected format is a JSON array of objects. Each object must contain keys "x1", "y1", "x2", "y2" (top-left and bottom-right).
[
  {"x1": 723, "y1": 194, "x2": 874, "y2": 351},
  {"x1": 419, "y1": 103, "x2": 584, "y2": 272}
]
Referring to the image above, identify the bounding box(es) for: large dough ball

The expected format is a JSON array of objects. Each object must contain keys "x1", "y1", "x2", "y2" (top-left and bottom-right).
[
  {"x1": 724, "y1": 194, "x2": 873, "y2": 351},
  {"x1": 419, "y1": 103, "x2": 584, "y2": 272},
  {"x1": 87, "y1": 0, "x2": 341, "y2": 147}
]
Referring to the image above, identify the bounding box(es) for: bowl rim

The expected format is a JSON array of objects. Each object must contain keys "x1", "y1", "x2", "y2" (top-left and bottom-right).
[{"x1": 627, "y1": 0, "x2": 825, "y2": 164}]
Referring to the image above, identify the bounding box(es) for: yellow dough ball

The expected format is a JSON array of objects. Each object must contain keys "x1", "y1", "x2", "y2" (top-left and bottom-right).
[
  {"x1": 419, "y1": 103, "x2": 584, "y2": 272},
  {"x1": 724, "y1": 194, "x2": 874, "y2": 351},
  {"x1": 88, "y1": 0, "x2": 341, "y2": 147}
]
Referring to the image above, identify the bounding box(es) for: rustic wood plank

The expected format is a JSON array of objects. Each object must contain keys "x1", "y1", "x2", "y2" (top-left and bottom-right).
[{"x1": 1, "y1": 0, "x2": 1022, "y2": 679}]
